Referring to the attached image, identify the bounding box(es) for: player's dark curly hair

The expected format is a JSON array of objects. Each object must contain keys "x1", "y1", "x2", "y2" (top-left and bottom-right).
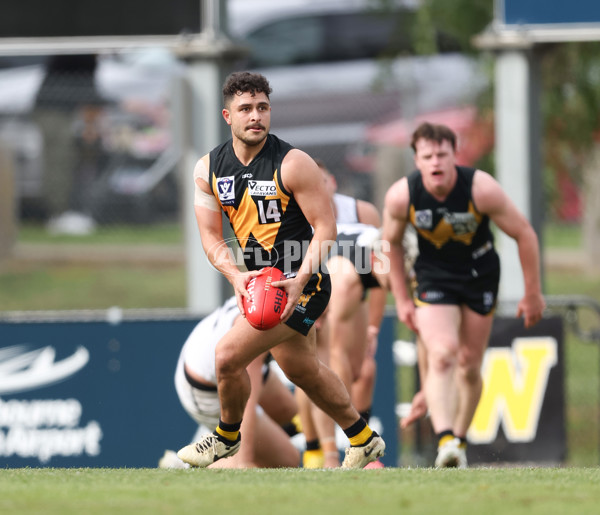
[
  {"x1": 410, "y1": 122, "x2": 457, "y2": 152},
  {"x1": 222, "y1": 71, "x2": 272, "y2": 107}
]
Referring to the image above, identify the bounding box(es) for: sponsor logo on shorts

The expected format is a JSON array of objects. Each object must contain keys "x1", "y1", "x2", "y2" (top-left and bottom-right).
[
  {"x1": 483, "y1": 291, "x2": 494, "y2": 307},
  {"x1": 216, "y1": 176, "x2": 235, "y2": 205},
  {"x1": 420, "y1": 290, "x2": 444, "y2": 301},
  {"x1": 303, "y1": 317, "x2": 316, "y2": 326},
  {"x1": 295, "y1": 295, "x2": 312, "y2": 314}
]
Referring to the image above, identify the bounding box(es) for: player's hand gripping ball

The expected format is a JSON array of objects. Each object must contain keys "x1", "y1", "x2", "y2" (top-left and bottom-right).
[{"x1": 243, "y1": 267, "x2": 288, "y2": 330}]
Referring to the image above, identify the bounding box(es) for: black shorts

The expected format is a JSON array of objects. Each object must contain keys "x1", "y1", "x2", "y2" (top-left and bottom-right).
[
  {"x1": 413, "y1": 265, "x2": 500, "y2": 316},
  {"x1": 285, "y1": 272, "x2": 331, "y2": 336},
  {"x1": 358, "y1": 269, "x2": 381, "y2": 299}
]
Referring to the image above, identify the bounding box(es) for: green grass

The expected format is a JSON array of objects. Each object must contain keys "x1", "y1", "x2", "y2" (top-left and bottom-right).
[
  {"x1": 1, "y1": 468, "x2": 600, "y2": 515},
  {"x1": 545, "y1": 270, "x2": 600, "y2": 466},
  {"x1": 1, "y1": 222, "x2": 187, "y2": 311},
  {"x1": 0, "y1": 261, "x2": 186, "y2": 311},
  {"x1": 17, "y1": 222, "x2": 183, "y2": 246}
]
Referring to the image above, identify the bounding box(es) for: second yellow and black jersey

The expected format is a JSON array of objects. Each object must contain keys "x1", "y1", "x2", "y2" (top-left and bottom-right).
[
  {"x1": 407, "y1": 166, "x2": 499, "y2": 278},
  {"x1": 208, "y1": 134, "x2": 313, "y2": 273}
]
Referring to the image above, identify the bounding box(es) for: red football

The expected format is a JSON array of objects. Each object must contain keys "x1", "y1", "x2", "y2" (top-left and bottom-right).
[{"x1": 243, "y1": 267, "x2": 288, "y2": 330}]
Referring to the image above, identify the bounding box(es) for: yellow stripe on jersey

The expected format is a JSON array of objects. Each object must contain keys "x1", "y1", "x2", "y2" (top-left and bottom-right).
[
  {"x1": 410, "y1": 201, "x2": 482, "y2": 249},
  {"x1": 212, "y1": 170, "x2": 291, "y2": 252}
]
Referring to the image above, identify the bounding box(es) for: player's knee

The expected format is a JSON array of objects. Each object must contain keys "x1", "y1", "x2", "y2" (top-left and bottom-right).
[
  {"x1": 328, "y1": 296, "x2": 361, "y2": 321},
  {"x1": 214, "y1": 345, "x2": 243, "y2": 378},
  {"x1": 281, "y1": 361, "x2": 318, "y2": 391},
  {"x1": 282, "y1": 367, "x2": 310, "y2": 389},
  {"x1": 329, "y1": 281, "x2": 362, "y2": 319},
  {"x1": 458, "y1": 364, "x2": 481, "y2": 386},
  {"x1": 428, "y1": 344, "x2": 458, "y2": 373},
  {"x1": 457, "y1": 349, "x2": 484, "y2": 382}
]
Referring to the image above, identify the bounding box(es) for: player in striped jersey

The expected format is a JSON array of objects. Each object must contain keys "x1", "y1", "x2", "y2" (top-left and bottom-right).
[
  {"x1": 383, "y1": 121, "x2": 545, "y2": 467},
  {"x1": 177, "y1": 72, "x2": 384, "y2": 469}
]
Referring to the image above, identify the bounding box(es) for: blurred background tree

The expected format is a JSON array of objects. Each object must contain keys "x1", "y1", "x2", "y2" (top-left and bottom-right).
[{"x1": 411, "y1": 0, "x2": 493, "y2": 55}]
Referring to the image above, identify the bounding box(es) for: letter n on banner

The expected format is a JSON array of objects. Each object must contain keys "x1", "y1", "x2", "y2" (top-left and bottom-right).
[{"x1": 467, "y1": 316, "x2": 566, "y2": 464}]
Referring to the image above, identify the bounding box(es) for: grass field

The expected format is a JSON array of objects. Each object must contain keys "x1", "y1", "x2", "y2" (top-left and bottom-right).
[
  {"x1": 1, "y1": 467, "x2": 600, "y2": 515},
  {"x1": 0, "y1": 223, "x2": 186, "y2": 310}
]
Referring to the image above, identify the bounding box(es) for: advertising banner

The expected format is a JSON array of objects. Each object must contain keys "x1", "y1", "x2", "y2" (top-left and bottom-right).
[
  {"x1": 0, "y1": 313, "x2": 399, "y2": 467},
  {"x1": 468, "y1": 316, "x2": 566, "y2": 464},
  {"x1": 0, "y1": 317, "x2": 199, "y2": 467}
]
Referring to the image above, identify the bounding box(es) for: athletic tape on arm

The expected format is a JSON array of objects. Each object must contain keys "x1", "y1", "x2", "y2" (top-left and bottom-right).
[{"x1": 194, "y1": 159, "x2": 220, "y2": 212}]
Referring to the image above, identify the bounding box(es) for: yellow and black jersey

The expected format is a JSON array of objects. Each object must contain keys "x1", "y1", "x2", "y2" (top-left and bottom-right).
[
  {"x1": 407, "y1": 166, "x2": 499, "y2": 279},
  {"x1": 208, "y1": 134, "x2": 313, "y2": 273}
]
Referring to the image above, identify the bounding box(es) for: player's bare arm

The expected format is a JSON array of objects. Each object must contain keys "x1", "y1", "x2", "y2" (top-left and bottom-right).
[
  {"x1": 272, "y1": 149, "x2": 337, "y2": 320},
  {"x1": 382, "y1": 177, "x2": 418, "y2": 332},
  {"x1": 193, "y1": 156, "x2": 261, "y2": 313},
  {"x1": 356, "y1": 199, "x2": 381, "y2": 227},
  {"x1": 472, "y1": 170, "x2": 546, "y2": 327}
]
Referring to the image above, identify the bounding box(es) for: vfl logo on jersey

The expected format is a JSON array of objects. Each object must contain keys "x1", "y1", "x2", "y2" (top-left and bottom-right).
[
  {"x1": 248, "y1": 180, "x2": 277, "y2": 197},
  {"x1": 410, "y1": 202, "x2": 483, "y2": 249},
  {"x1": 414, "y1": 209, "x2": 433, "y2": 229},
  {"x1": 216, "y1": 176, "x2": 235, "y2": 205}
]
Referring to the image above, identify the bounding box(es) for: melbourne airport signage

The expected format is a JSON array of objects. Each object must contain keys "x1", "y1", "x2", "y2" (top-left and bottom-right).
[{"x1": 0, "y1": 316, "x2": 200, "y2": 467}]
